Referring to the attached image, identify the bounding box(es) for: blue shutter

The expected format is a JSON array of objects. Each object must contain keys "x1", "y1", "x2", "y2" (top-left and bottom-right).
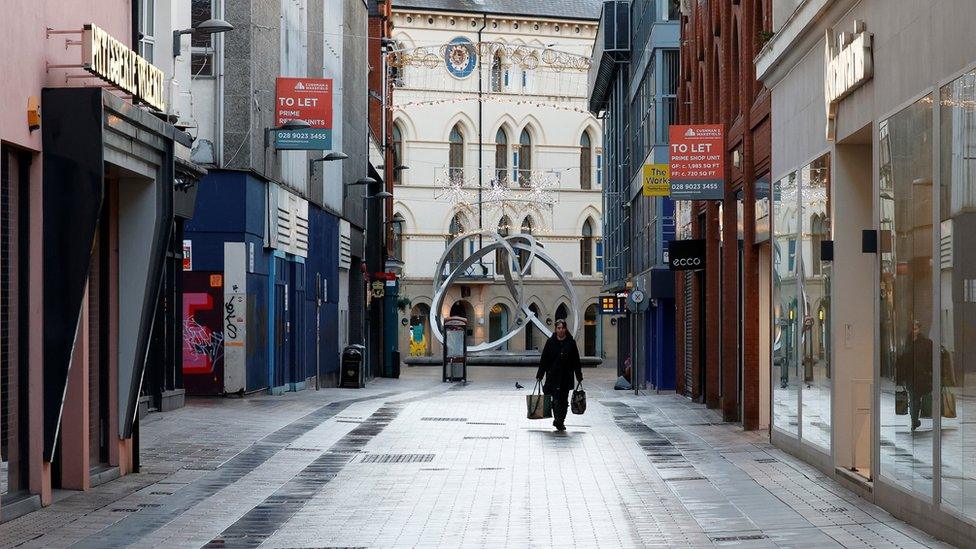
[{"x1": 596, "y1": 241, "x2": 604, "y2": 273}]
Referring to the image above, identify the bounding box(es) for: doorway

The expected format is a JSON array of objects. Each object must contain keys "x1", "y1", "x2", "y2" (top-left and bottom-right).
[
  {"x1": 487, "y1": 303, "x2": 510, "y2": 350},
  {"x1": 1, "y1": 147, "x2": 30, "y2": 502}
]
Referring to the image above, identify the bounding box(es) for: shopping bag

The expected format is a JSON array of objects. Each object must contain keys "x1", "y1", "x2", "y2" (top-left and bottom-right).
[
  {"x1": 526, "y1": 381, "x2": 552, "y2": 419},
  {"x1": 895, "y1": 389, "x2": 908, "y2": 416},
  {"x1": 942, "y1": 387, "x2": 957, "y2": 419},
  {"x1": 921, "y1": 393, "x2": 933, "y2": 419},
  {"x1": 571, "y1": 381, "x2": 586, "y2": 415}
]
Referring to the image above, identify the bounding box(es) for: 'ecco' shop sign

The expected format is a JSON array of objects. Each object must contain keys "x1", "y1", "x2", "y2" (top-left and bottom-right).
[
  {"x1": 824, "y1": 20, "x2": 872, "y2": 140},
  {"x1": 82, "y1": 23, "x2": 166, "y2": 111},
  {"x1": 668, "y1": 239, "x2": 706, "y2": 271}
]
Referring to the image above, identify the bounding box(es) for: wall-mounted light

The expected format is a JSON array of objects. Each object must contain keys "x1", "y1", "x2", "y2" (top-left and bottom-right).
[{"x1": 173, "y1": 18, "x2": 234, "y2": 58}]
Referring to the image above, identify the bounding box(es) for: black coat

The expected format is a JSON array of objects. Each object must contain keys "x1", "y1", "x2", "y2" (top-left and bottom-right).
[{"x1": 537, "y1": 335, "x2": 583, "y2": 394}]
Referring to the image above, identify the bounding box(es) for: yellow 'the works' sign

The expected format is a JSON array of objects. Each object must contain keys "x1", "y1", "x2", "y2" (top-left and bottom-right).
[{"x1": 642, "y1": 164, "x2": 670, "y2": 196}]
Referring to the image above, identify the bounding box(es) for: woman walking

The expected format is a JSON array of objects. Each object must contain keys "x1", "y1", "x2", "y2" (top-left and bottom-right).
[{"x1": 536, "y1": 319, "x2": 583, "y2": 431}]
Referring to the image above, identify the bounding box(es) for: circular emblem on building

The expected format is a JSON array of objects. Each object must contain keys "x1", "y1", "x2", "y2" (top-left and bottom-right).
[{"x1": 444, "y1": 37, "x2": 477, "y2": 78}]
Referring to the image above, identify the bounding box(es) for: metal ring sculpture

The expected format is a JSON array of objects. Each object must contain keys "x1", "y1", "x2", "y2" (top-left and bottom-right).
[{"x1": 429, "y1": 230, "x2": 580, "y2": 352}]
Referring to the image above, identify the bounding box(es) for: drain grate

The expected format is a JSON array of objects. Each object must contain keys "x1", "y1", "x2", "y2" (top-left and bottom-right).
[
  {"x1": 466, "y1": 421, "x2": 506, "y2": 425},
  {"x1": 420, "y1": 467, "x2": 449, "y2": 471},
  {"x1": 665, "y1": 476, "x2": 707, "y2": 482},
  {"x1": 422, "y1": 417, "x2": 467, "y2": 422},
  {"x1": 112, "y1": 508, "x2": 139, "y2": 513},
  {"x1": 285, "y1": 447, "x2": 322, "y2": 452},
  {"x1": 477, "y1": 467, "x2": 504, "y2": 470},
  {"x1": 755, "y1": 458, "x2": 778, "y2": 463},
  {"x1": 463, "y1": 436, "x2": 509, "y2": 440},
  {"x1": 818, "y1": 506, "x2": 849, "y2": 513},
  {"x1": 712, "y1": 534, "x2": 768, "y2": 542},
  {"x1": 360, "y1": 453, "x2": 435, "y2": 464}
]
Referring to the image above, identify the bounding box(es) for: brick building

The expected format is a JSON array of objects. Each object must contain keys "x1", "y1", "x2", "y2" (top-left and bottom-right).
[{"x1": 674, "y1": 0, "x2": 772, "y2": 430}]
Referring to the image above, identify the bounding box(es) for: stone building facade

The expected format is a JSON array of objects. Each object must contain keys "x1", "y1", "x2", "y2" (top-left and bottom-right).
[{"x1": 389, "y1": 0, "x2": 615, "y2": 364}]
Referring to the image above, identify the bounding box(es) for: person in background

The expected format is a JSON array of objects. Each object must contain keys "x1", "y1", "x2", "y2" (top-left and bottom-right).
[
  {"x1": 895, "y1": 319, "x2": 950, "y2": 431},
  {"x1": 536, "y1": 319, "x2": 583, "y2": 431}
]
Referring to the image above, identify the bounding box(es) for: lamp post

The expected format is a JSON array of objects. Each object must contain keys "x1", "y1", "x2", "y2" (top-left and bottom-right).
[
  {"x1": 359, "y1": 178, "x2": 392, "y2": 378},
  {"x1": 173, "y1": 18, "x2": 234, "y2": 58},
  {"x1": 309, "y1": 151, "x2": 349, "y2": 177}
]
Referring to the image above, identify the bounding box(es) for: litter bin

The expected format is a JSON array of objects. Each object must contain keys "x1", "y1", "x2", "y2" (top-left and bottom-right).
[
  {"x1": 340, "y1": 344, "x2": 366, "y2": 388},
  {"x1": 391, "y1": 350, "x2": 401, "y2": 379}
]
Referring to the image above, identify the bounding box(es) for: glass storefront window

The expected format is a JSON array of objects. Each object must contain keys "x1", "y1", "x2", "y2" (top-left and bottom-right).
[
  {"x1": 940, "y1": 69, "x2": 976, "y2": 518},
  {"x1": 800, "y1": 154, "x2": 831, "y2": 451},
  {"x1": 878, "y1": 94, "x2": 934, "y2": 496},
  {"x1": 773, "y1": 172, "x2": 800, "y2": 435}
]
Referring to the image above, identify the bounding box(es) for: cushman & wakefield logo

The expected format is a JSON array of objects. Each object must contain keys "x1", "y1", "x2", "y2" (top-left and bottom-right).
[{"x1": 82, "y1": 23, "x2": 165, "y2": 111}]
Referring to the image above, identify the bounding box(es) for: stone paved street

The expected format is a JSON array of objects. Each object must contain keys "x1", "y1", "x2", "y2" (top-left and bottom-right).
[{"x1": 0, "y1": 367, "x2": 951, "y2": 548}]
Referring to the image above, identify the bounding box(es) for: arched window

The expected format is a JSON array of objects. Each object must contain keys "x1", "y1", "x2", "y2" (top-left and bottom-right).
[
  {"x1": 555, "y1": 303, "x2": 569, "y2": 321},
  {"x1": 519, "y1": 217, "x2": 533, "y2": 275},
  {"x1": 580, "y1": 218, "x2": 594, "y2": 275},
  {"x1": 496, "y1": 216, "x2": 511, "y2": 275},
  {"x1": 392, "y1": 123, "x2": 404, "y2": 185},
  {"x1": 580, "y1": 132, "x2": 592, "y2": 189},
  {"x1": 525, "y1": 303, "x2": 540, "y2": 350},
  {"x1": 495, "y1": 128, "x2": 508, "y2": 184},
  {"x1": 449, "y1": 124, "x2": 464, "y2": 180},
  {"x1": 391, "y1": 213, "x2": 405, "y2": 260},
  {"x1": 517, "y1": 128, "x2": 532, "y2": 186},
  {"x1": 447, "y1": 213, "x2": 464, "y2": 268},
  {"x1": 490, "y1": 52, "x2": 503, "y2": 92}
]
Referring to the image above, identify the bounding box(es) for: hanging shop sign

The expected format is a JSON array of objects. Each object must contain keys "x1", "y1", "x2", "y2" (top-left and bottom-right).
[
  {"x1": 274, "y1": 77, "x2": 333, "y2": 149},
  {"x1": 642, "y1": 164, "x2": 671, "y2": 196},
  {"x1": 81, "y1": 24, "x2": 165, "y2": 111},
  {"x1": 598, "y1": 293, "x2": 628, "y2": 315},
  {"x1": 668, "y1": 125, "x2": 724, "y2": 200},
  {"x1": 668, "y1": 239, "x2": 706, "y2": 271},
  {"x1": 824, "y1": 20, "x2": 872, "y2": 140}
]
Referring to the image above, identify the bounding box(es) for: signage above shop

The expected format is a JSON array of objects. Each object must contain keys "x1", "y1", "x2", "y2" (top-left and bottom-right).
[
  {"x1": 81, "y1": 24, "x2": 165, "y2": 111},
  {"x1": 668, "y1": 125, "x2": 725, "y2": 200},
  {"x1": 642, "y1": 164, "x2": 671, "y2": 196},
  {"x1": 824, "y1": 20, "x2": 873, "y2": 140},
  {"x1": 274, "y1": 77, "x2": 333, "y2": 149},
  {"x1": 668, "y1": 239, "x2": 706, "y2": 271}
]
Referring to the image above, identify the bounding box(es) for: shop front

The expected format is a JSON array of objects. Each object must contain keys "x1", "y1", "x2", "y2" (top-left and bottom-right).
[
  {"x1": 41, "y1": 87, "x2": 189, "y2": 490},
  {"x1": 757, "y1": 1, "x2": 976, "y2": 544}
]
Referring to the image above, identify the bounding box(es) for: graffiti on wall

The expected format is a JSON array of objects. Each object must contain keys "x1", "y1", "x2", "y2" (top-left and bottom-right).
[{"x1": 183, "y1": 291, "x2": 224, "y2": 374}]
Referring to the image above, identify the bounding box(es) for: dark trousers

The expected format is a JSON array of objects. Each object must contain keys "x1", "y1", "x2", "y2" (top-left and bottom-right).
[
  {"x1": 908, "y1": 388, "x2": 926, "y2": 427},
  {"x1": 552, "y1": 389, "x2": 570, "y2": 424}
]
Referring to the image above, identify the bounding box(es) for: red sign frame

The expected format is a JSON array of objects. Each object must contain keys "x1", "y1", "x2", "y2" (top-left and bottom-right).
[
  {"x1": 274, "y1": 77, "x2": 333, "y2": 149},
  {"x1": 668, "y1": 124, "x2": 725, "y2": 200}
]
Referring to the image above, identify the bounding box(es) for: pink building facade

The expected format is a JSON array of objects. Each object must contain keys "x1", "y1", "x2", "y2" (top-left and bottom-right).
[{"x1": 1, "y1": 0, "x2": 188, "y2": 521}]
